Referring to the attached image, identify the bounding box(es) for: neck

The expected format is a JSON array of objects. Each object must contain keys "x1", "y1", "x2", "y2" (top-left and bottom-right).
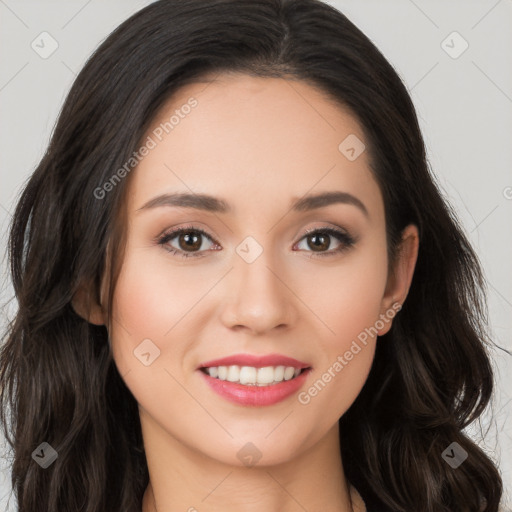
[
  {"x1": 144, "y1": 481, "x2": 366, "y2": 512},
  {"x1": 140, "y1": 410, "x2": 364, "y2": 512}
]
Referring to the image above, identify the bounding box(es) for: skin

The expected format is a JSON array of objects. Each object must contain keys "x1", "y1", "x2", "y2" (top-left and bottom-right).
[{"x1": 74, "y1": 73, "x2": 419, "y2": 512}]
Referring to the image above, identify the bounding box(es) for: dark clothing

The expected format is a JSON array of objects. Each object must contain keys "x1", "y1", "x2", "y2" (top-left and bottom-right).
[{"x1": 356, "y1": 485, "x2": 395, "y2": 512}]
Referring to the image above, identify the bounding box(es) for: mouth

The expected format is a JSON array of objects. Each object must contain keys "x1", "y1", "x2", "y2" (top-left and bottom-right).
[{"x1": 196, "y1": 353, "x2": 313, "y2": 406}]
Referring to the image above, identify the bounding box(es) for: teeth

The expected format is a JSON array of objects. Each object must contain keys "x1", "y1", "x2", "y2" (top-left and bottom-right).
[
  {"x1": 257, "y1": 366, "x2": 275, "y2": 384},
  {"x1": 240, "y1": 366, "x2": 256, "y2": 385},
  {"x1": 284, "y1": 367, "x2": 295, "y2": 380},
  {"x1": 227, "y1": 365, "x2": 240, "y2": 382},
  {"x1": 274, "y1": 365, "x2": 285, "y2": 381},
  {"x1": 204, "y1": 365, "x2": 305, "y2": 386}
]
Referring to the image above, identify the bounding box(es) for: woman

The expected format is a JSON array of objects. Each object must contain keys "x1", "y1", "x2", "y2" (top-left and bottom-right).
[{"x1": 0, "y1": 0, "x2": 503, "y2": 510}]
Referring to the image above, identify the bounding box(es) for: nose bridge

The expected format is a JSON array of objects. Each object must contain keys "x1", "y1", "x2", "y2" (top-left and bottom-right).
[{"x1": 220, "y1": 236, "x2": 296, "y2": 333}]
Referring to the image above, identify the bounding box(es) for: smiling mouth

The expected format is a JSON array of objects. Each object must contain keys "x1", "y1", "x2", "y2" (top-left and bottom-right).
[{"x1": 199, "y1": 365, "x2": 311, "y2": 386}]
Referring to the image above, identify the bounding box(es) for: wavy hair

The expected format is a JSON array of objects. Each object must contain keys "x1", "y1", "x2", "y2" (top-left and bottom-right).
[{"x1": 0, "y1": 0, "x2": 503, "y2": 510}]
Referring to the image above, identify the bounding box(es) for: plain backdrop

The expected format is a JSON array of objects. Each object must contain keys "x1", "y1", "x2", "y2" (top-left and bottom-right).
[{"x1": 0, "y1": 0, "x2": 511, "y2": 510}]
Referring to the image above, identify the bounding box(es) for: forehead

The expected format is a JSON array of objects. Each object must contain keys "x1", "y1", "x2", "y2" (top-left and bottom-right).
[{"x1": 126, "y1": 73, "x2": 382, "y2": 217}]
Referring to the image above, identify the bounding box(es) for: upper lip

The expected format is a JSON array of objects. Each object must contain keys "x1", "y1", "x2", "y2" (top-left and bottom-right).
[{"x1": 198, "y1": 353, "x2": 311, "y2": 369}]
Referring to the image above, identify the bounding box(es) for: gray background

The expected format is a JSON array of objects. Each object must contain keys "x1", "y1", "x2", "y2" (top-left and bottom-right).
[{"x1": 0, "y1": 0, "x2": 511, "y2": 510}]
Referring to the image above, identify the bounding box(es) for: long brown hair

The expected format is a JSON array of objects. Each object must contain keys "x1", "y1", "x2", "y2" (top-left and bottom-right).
[{"x1": 0, "y1": 1, "x2": 503, "y2": 510}]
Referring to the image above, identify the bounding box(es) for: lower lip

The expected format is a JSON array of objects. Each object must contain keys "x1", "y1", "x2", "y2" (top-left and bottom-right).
[{"x1": 198, "y1": 368, "x2": 312, "y2": 406}]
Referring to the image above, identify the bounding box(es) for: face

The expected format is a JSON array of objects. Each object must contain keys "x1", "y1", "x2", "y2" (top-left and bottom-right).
[{"x1": 102, "y1": 73, "x2": 410, "y2": 467}]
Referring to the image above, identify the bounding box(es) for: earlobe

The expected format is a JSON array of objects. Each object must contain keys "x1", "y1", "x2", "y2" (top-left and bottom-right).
[
  {"x1": 71, "y1": 282, "x2": 106, "y2": 326},
  {"x1": 378, "y1": 224, "x2": 419, "y2": 335}
]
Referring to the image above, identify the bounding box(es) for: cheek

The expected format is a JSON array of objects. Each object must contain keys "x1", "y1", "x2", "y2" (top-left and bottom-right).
[
  {"x1": 108, "y1": 247, "x2": 212, "y2": 423},
  {"x1": 108, "y1": 246, "x2": 208, "y2": 373},
  {"x1": 297, "y1": 276, "x2": 381, "y2": 425},
  {"x1": 294, "y1": 237, "x2": 388, "y2": 414}
]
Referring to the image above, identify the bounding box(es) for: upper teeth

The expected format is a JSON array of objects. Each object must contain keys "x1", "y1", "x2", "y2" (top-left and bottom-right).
[{"x1": 205, "y1": 365, "x2": 302, "y2": 386}]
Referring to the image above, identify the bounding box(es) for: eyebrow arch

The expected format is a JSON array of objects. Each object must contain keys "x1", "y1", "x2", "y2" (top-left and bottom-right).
[
  {"x1": 291, "y1": 191, "x2": 368, "y2": 217},
  {"x1": 136, "y1": 190, "x2": 368, "y2": 217}
]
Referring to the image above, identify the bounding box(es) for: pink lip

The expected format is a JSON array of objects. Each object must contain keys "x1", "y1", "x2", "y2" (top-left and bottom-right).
[
  {"x1": 198, "y1": 368, "x2": 312, "y2": 407},
  {"x1": 197, "y1": 353, "x2": 311, "y2": 370}
]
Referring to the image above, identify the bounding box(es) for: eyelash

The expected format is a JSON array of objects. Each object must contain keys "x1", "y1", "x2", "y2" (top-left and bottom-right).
[{"x1": 156, "y1": 224, "x2": 356, "y2": 259}]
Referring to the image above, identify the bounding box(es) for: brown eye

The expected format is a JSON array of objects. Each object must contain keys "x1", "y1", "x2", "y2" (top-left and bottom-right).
[
  {"x1": 306, "y1": 232, "x2": 331, "y2": 252},
  {"x1": 295, "y1": 228, "x2": 355, "y2": 257},
  {"x1": 176, "y1": 231, "x2": 202, "y2": 252},
  {"x1": 158, "y1": 227, "x2": 218, "y2": 258}
]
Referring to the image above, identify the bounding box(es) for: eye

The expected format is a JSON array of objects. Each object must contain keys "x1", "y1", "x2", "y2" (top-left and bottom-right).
[
  {"x1": 157, "y1": 225, "x2": 219, "y2": 258},
  {"x1": 294, "y1": 227, "x2": 355, "y2": 257}
]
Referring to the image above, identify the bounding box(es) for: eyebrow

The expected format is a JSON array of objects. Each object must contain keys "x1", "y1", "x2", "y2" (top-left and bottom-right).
[{"x1": 136, "y1": 190, "x2": 368, "y2": 217}]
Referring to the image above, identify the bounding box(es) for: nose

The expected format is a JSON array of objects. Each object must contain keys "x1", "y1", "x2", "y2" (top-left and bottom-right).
[{"x1": 219, "y1": 251, "x2": 298, "y2": 335}]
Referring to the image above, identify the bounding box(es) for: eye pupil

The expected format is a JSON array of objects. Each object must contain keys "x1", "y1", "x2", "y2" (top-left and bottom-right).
[
  {"x1": 180, "y1": 232, "x2": 201, "y2": 251},
  {"x1": 308, "y1": 233, "x2": 329, "y2": 252}
]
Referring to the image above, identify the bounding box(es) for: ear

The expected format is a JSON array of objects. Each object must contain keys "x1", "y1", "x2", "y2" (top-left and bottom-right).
[
  {"x1": 71, "y1": 279, "x2": 107, "y2": 326},
  {"x1": 378, "y1": 224, "x2": 419, "y2": 335},
  {"x1": 72, "y1": 240, "x2": 113, "y2": 326}
]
